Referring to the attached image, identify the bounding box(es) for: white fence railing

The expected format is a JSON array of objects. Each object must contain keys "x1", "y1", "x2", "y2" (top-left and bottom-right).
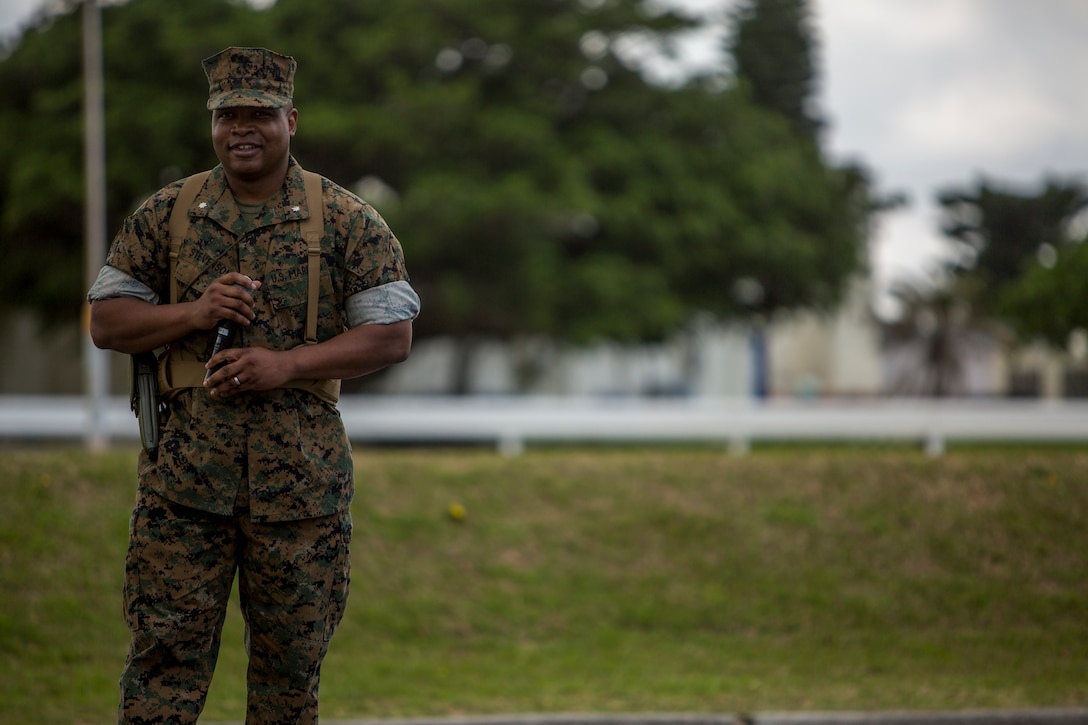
[{"x1": 3, "y1": 395, "x2": 1088, "y2": 456}]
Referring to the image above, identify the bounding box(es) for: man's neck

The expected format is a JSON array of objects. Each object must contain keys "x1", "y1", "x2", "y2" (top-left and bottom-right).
[{"x1": 225, "y1": 167, "x2": 288, "y2": 203}]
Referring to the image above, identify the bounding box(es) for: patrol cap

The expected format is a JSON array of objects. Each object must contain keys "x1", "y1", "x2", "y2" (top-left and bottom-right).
[{"x1": 202, "y1": 47, "x2": 296, "y2": 111}]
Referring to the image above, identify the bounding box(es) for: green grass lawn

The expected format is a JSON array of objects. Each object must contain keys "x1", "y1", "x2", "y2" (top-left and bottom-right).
[{"x1": 2, "y1": 444, "x2": 1086, "y2": 724}]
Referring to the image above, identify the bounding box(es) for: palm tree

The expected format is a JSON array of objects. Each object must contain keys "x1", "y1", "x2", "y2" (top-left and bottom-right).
[{"x1": 881, "y1": 273, "x2": 1005, "y2": 397}]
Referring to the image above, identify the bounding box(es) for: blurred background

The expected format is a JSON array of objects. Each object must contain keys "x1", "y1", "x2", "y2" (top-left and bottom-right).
[{"x1": 3, "y1": 0, "x2": 1088, "y2": 402}]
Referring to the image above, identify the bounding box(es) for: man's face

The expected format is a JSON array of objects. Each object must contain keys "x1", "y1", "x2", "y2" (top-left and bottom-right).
[{"x1": 211, "y1": 105, "x2": 297, "y2": 185}]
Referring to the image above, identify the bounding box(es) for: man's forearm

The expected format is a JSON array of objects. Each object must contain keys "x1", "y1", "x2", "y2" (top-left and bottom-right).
[
  {"x1": 283, "y1": 320, "x2": 413, "y2": 381},
  {"x1": 90, "y1": 297, "x2": 201, "y2": 354}
]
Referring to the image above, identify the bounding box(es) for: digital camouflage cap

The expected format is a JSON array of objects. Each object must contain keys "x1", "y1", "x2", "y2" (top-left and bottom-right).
[{"x1": 203, "y1": 47, "x2": 295, "y2": 111}]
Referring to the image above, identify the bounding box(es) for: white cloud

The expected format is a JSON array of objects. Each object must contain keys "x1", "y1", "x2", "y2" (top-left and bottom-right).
[
  {"x1": 0, "y1": 0, "x2": 43, "y2": 40},
  {"x1": 820, "y1": 0, "x2": 977, "y2": 49},
  {"x1": 894, "y1": 84, "x2": 1065, "y2": 163},
  {"x1": 814, "y1": 0, "x2": 1088, "y2": 285}
]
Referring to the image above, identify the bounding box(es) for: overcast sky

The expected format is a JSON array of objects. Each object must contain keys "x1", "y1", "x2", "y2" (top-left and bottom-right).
[
  {"x1": 817, "y1": 0, "x2": 1088, "y2": 309},
  {"x1": 4, "y1": 0, "x2": 1088, "y2": 313}
]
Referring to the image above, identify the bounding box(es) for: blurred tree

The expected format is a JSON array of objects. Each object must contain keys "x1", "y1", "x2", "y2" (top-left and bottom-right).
[
  {"x1": 997, "y1": 229, "x2": 1088, "y2": 349},
  {"x1": 884, "y1": 175, "x2": 1088, "y2": 397},
  {"x1": 937, "y1": 177, "x2": 1088, "y2": 313},
  {"x1": 0, "y1": 0, "x2": 872, "y2": 385},
  {"x1": 0, "y1": 5, "x2": 86, "y2": 324},
  {"x1": 727, "y1": 0, "x2": 820, "y2": 135},
  {"x1": 0, "y1": 0, "x2": 267, "y2": 324}
]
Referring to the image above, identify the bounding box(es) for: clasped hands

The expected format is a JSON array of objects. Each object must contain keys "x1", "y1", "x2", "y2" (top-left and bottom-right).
[{"x1": 198, "y1": 273, "x2": 292, "y2": 399}]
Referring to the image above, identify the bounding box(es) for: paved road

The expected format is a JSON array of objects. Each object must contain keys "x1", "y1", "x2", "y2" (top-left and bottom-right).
[{"x1": 203, "y1": 710, "x2": 1088, "y2": 725}]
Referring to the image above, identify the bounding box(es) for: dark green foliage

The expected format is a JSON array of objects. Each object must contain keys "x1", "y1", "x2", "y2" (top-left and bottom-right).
[
  {"x1": 998, "y1": 238, "x2": 1088, "y2": 347},
  {"x1": 0, "y1": 0, "x2": 869, "y2": 342},
  {"x1": 938, "y1": 177, "x2": 1088, "y2": 309},
  {"x1": 728, "y1": 0, "x2": 820, "y2": 135},
  {"x1": 935, "y1": 176, "x2": 1088, "y2": 347}
]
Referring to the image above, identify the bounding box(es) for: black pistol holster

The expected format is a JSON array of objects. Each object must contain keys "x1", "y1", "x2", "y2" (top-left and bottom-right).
[{"x1": 129, "y1": 351, "x2": 161, "y2": 458}]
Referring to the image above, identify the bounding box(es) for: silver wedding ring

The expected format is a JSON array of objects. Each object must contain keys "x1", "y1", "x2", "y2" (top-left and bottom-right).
[{"x1": 232, "y1": 376, "x2": 241, "y2": 387}]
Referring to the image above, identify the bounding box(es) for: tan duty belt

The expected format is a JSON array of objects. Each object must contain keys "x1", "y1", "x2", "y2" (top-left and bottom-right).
[{"x1": 157, "y1": 169, "x2": 341, "y2": 406}]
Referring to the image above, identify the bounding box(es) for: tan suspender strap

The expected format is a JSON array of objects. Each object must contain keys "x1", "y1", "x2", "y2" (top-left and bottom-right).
[
  {"x1": 160, "y1": 168, "x2": 340, "y2": 405},
  {"x1": 169, "y1": 171, "x2": 212, "y2": 305},
  {"x1": 301, "y1": 170, "x2": 323, "y2": 345}
]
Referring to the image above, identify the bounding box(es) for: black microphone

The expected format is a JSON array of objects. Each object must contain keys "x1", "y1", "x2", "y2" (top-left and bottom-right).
[
  {"x1": 204, "y1": 321, "x2": 238, "y2": 381},
  {"x1": 204, "y1": 283, "x2": 253, "y2": 381}
]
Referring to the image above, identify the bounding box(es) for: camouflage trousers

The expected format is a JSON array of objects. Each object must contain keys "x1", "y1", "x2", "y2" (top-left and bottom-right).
[{"x1": 118, "y1": 486, "x2": 351, "y2": 724}]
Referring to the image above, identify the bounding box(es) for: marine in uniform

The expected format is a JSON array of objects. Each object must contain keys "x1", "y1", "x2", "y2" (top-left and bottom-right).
[{"x1": 88, "y1": 47, "x2": 420, "y2": 724}]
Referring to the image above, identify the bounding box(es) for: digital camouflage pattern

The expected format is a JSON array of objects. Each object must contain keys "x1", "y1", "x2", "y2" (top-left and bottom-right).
[
  {"x1": 120, "y1": 487, "x2": 350, "y2": 724},
  {"x1": 103, "y1": 157, "x2": 409, "y2": 721},
  {"x1": 107, "y1": 156, "x2": 411, "y2": 523},
  {"x1": 99, "y1": 44, "x2": 413, "y2": 724},
  {"x1": 203, "y1": 47, "x2": 296, "y2": 110}
]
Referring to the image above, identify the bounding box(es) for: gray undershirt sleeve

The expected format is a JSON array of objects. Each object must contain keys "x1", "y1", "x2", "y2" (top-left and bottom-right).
[
  {"x1": 86, "y1": 265, "x2": 160, "y2": 304},
  {"x1": 346, "y1": 280, "x2": 421, "y2": 328}
]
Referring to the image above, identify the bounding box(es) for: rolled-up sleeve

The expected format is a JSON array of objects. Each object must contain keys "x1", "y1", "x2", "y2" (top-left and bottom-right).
[
  {"x1": 345, "y1": 280, "x2": 420, "y2": 328},
  {"x1": 87, "y1": 265, "x2": 160, "y2": 304}
]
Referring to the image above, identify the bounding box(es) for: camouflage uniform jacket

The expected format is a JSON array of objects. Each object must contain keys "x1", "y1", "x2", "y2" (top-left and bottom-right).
[{"x1": 103, "y1": 157, "x2": 411, "y2": 523}]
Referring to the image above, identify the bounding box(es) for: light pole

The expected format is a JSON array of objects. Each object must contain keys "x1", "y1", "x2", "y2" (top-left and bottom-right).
[{"x1": 82, "y1": 0, "x2": 109, "y2": 451}]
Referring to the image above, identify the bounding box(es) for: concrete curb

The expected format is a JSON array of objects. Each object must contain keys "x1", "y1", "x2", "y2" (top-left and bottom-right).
[
  {"x1": 204, "y1": 710, "x2": 1088, "y2": 725},
  {"x1": 742, "y1": 711, "x2": 1088, "y2": 724}
]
